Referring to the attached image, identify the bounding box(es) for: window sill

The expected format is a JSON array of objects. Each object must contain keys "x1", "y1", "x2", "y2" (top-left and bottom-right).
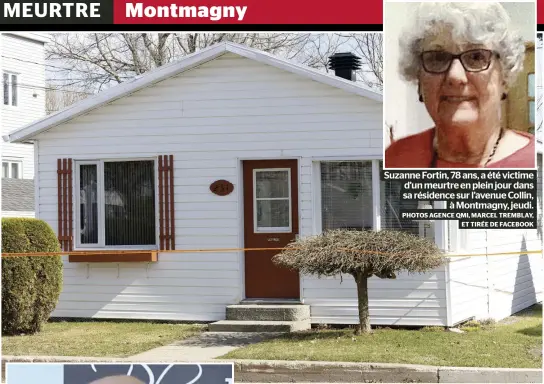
[{"x1": 68, "y1": 251, "x2": 158, "y2": 263}]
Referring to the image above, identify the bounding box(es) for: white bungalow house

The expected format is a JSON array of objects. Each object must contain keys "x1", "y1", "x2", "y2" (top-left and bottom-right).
[
  {"x1": 4, "y1": 42, "x2": 542, "y2": 328},
  {"x1": 1, "y1": 32, "x2": 48, "y2": 218}
]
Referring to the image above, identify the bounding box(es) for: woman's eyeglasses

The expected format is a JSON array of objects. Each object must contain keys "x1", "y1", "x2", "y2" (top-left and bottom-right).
[{"x1": 420, "y1": 49, "x2": 498, "y2": 74}]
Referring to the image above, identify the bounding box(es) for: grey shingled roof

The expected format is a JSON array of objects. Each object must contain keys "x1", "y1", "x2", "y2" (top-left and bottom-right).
[{"x1": 2, "y1": 179, "x2": 34, "y2": 211}]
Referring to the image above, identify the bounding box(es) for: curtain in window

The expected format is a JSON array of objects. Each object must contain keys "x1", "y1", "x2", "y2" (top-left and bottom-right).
[
  {"x1": 379, "y1": 161, "x2": 420, "y2": 235},
  {"x1": 10, "y1": 163, "x2": 18, "y2": 179},
  {"x1": 80, "y1": 165, "x2": 98, "y2": 244},
  {"x1": 11, "y1": 74, "x2": 17, "y2": 106},
  {"x1": 3, "y1": 74, "x2": 8, "y2": 105},
  {"x1": 104, "y1": 161, "x2": 155, "y2": 246},
  {"x1": 321, "y1": 161, "x2": 373, "y2": 231}
]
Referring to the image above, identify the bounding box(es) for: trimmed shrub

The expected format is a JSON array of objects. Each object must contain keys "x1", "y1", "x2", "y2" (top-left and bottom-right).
[
  {"x1": 274, "y1": 229, "x2": 444, "y2": 334},
  {"x1": 2, "y1": 218, "x2": 63, "y2": 335}
]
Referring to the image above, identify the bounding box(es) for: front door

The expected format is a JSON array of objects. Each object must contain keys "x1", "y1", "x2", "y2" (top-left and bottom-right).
[{"x1": 243, "y1": 160, "x2": 300, "y2": 298}]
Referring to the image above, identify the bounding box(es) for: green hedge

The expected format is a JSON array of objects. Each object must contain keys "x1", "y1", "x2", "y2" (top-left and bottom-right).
[{"x1": 2, "y1": 218, "x2": 63, "y2": 335}]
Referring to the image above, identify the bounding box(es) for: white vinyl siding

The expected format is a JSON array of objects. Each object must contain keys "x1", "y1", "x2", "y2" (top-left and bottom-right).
[
  {"x1": 303, "y1": 268, "x2": 447, "y2": 326},
  {"x1": 449, "y1": 227, "x2": 543, "y2": 324},
  {"x1": 447, "y1": 158, "x2": 543, "y2": 324},
  {"x1": 1, "y1": 34, "x2": 46, "y2": 183},
  {"x1": 35, "y1": 53, "x2": 382, "y2": 321}
]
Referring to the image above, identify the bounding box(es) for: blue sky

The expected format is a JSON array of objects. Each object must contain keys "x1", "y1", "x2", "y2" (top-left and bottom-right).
[{"x1": 6, "y1": 364, "x2": 63, "y2": 384}]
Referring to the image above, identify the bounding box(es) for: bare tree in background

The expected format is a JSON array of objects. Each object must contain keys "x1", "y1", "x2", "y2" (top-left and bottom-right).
[
  {"x1": 46, "y1": 87, "x2": 90, "y2": 114},
  {"x1": 345, "y1": 33, "x2": 383, "y2": 90},
  {"x1": 46, "y1": 33, "x2": 383, "y2": 110}
]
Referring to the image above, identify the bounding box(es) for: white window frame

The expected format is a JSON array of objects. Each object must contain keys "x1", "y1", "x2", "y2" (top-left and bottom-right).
[
  {"x1": 74, "y1": 158, "x2": 159, "y2": 250},
  {"x1": 2, "y1": 159, "x2": 23, "y2": 179},
  {"x1": 253, "y1": 168, "x2": 292, "y2": 233},
  {"x1": 3, "y1": 72, "x2": 19, "y2": 107},
  {"x1": 313, "y1": 158, "x2": 448, "y2": 251},
  {"x1": 314, "y1": 159, "x2": 378, "y2": 234},
  {"x1": 75, "y1": 160, "x2": 101, "y2": 248}
]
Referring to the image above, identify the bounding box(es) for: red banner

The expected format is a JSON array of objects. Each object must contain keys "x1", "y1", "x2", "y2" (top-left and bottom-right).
[
  {"x1": 113, "y1": 0, "x2": 383, "y2": 24},
  {"x1": 1, "y1": 0, "x2": 544, "y2": 28}
]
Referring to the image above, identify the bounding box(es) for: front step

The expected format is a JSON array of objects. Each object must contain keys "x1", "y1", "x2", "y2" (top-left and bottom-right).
[
  {"x1": 227, "y1": 304, "x2": 310, "y2": 321},
  {"x1": 209, "y1": 303, "x2": 312, "y2": 333},
  {"x1": 208, "y1": 319, "x2": 311, "y2": 333}
]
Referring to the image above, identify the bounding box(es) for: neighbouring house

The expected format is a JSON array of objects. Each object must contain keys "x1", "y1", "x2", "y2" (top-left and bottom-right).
[
  {"x1": 1, "y1": 32, "x2": 48, "y2": 218},
  {"x1": 5, "y1": 42, "x2": 543, "y2": 327}
]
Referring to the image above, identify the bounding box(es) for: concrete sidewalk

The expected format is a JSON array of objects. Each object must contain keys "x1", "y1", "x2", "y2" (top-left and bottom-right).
[
  {"x1": 129, "y1": 332, "x2": 280, "y2": 361},
  {"x1": 2, "y1": 356, "x2": 541, "y2": 383}
]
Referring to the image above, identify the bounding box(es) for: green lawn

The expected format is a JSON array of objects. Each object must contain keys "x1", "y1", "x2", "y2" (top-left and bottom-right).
[
  {"x1": 2, "y1": 321, "x2": 205, "y2": 357},
  {"x1": 222, "y1": 304, "x2": 542, "y2": 368}
]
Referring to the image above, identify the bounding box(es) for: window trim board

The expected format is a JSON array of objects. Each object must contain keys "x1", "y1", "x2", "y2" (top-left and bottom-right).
[
  {"x1": 68, "y1": 251, "x2": 158, "y2": 263},
  {"x1": 2, "y1": 159, "x2": 23, "y2": 179},
  {"x1": 73, "y1": 157, "x2": 160, "y2": 250}
]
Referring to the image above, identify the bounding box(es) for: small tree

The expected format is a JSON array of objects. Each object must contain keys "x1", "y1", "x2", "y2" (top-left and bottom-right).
[{"x1": 273, "y1": 229, "x2": 444, "y2": 334}]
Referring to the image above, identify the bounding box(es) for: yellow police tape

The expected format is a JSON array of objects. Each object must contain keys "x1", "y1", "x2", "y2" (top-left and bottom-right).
[{"x1": 1, "y1": 248, "x2": 542, "y2": 258}]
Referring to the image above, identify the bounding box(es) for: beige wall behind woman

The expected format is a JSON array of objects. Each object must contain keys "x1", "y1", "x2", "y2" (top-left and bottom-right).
[{"x1": 383, "y1": 1, "x2": 536, "y2": 148}]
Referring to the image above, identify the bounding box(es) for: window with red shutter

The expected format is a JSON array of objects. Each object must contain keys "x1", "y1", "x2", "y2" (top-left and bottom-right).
[{"x1": 65, "y1": 156, "x2": 175, "y2": 259}]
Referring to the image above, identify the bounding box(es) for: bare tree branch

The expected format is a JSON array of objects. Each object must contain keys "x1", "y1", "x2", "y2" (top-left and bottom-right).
[{"x1": 46, "y1": 33, "x2": 383, "y2": 103}]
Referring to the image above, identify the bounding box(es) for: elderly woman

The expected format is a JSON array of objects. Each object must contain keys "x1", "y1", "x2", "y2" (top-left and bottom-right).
[{"x1": 385, "y1": 2, "x2": 535, "y2": 168}]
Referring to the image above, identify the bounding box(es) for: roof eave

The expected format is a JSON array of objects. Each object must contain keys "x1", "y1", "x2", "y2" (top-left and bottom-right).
[{"x1": 4, "y1": 32, "x2": 50, "y2": 44}]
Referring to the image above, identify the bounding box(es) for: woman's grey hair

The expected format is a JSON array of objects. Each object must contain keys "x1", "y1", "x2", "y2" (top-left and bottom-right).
[{"x1": 399, "y1": 2, "x2": 525, "y2": 86}]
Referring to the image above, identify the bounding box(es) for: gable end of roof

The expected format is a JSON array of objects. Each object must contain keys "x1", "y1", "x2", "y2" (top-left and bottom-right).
[{"x1": 5, "y1": 42, "x2": 382, "y2": 143}]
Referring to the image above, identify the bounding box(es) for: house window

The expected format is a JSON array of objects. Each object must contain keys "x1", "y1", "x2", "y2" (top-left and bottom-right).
[
  {"x1": 379, "y1": 161, "x2": 420, "y2": 236},
  {"x1": 254, "y1": 169, "x2": 292, "y2": 232},
  {"x1": 2, "y1": 160, "x2": 22, "y2": 179},
  {"x1": 77, "y1": 160, "x2": 156, "y2": 248},
  {"x1": 3, "y1": 73, "x2": 18, "y2": 106},
  {"x1": 504, "y1": 43, "x2": 534, "y2": 134},
  {"x1": 320, "y1": 161, "x2": 373, "y2": 230}
]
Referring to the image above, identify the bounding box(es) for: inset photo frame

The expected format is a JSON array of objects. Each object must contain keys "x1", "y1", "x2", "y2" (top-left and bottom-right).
[{"x1": 383, "y1": 1, "x2": 537, "y2": 169}]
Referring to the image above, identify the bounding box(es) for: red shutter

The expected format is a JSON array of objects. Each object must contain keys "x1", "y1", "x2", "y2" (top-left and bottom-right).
[
  {"x1": 57, "y1": 158, "x2": 73, "y2": 252},
  {"x1": 158, "y1": 155, "x2": 175, "y2": 250}
]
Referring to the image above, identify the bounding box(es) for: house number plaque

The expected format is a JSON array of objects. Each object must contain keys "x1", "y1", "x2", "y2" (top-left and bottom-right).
[{"x1": 210, "y1": 180, "x2": 234, "y2": 196}]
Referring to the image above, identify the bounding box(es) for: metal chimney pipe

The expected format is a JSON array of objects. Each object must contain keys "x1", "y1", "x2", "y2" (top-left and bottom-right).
[{"x1": 328, "y1": 52, "x2": 362, "y2": 82}]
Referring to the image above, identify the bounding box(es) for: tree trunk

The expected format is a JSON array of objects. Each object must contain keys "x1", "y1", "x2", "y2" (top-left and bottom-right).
[{"x1": 353, "y1": 271, "x2": 371, "y2": 335}]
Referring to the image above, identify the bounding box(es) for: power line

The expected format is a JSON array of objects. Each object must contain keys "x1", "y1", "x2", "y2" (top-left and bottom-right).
[
  {"x1": 2, "y1": 55, "x2": 96, "y2": 94},
  {"x1": 2, "y1": 55, "x2": 133, "y2": 93},
  {"x1": 20, "y1": 84, "x2": 94, "y2": 95},
  {"x1": 2, "y1": 55, "x2": 73, "y2": 72},
  {"x1": 3, "y1": 81, "x2": 94, "y2": 95}
]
